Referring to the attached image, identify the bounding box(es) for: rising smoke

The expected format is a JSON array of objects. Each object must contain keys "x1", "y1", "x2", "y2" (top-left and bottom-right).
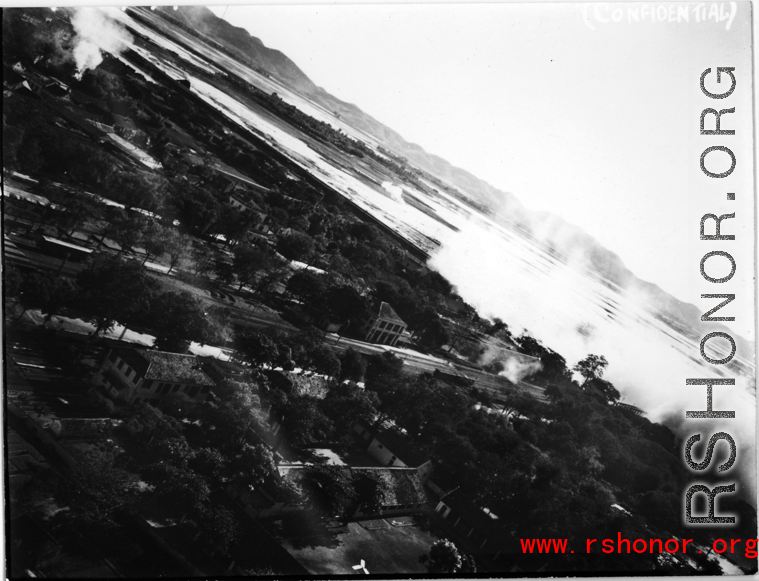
[
  {"x1": 429, "y1": 212, "x2": 756, "y2": 502},
  {"x1": 478, "y1": 342, "x2": 543, "y2": 384},
  {"x1": 71, "y1": 7, "x2": 133, "y2": 76},
  {"x1": 381, "y1": 181, "x2": 405, "y2": 203}
]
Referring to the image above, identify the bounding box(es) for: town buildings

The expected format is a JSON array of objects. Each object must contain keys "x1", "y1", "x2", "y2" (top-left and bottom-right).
[
  {"x1": 91, "y1": 348, "x2": 215, "y2": 407},
  {"x1": 243, "y1": 464, "x2": 428, "y2": 519},
  {"x1": 353, "y1": 419, "x2": 433, "y2": 483},
  {"x1": 358, "y1": 302, "x2": 408, "y2": 347}
]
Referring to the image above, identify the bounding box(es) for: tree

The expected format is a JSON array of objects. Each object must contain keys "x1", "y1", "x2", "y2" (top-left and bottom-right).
[
  {"x1": 319, "y1": 381, "x2": 379, "y2": 433},
  {"x1": 164, "y1": 230, "x2": 190, "y2": 274},
  {"x1": 98, "y1": 204, "x2": 128, "y2": 249},
  {"x1": 76, "y1": 255, "x2": 157, "y2": 336},
  {"x1": 107, "y1": 170, "x2": 167, "y2": 212},
  {"x1": 148, "y1": 126, "x2": 171, "y2": 164},
  {"x1": 148, "y1": 291, "x2": 210, "y2": 352},
  {"x1": 515, "y1": 334, "x2": 573, "y2": 385},
  {"x1": 169, "y1": 183, "x2": 220, "y2": 235},
  {"x1": 214, "y1": 259, "x2": 236, "y2": 285},
  {"x1": 140, "y1": 220, "x2": 170, "y2": 265},
  {"x1": 253, "y1": 263, "x2": 290, "y2": 296},
  {"x1": 233, "y1": 326, "x2": 289, "y2": 368},
  {"x1": 188, "y1": 447, "x2": 226, "y2": 483},
  {"x1": 50, "y1": 189, "x2": 104, "y2": 238},
  {"x1": 147, "y1": 436, "x2": 195, "y2": 469},
  {"x1": 323, "y1": 285, "x2": 369, "y2": 322},
  {"x1": 421, "y1": 540, "x2": 475, "y2": 574},
  {"x1": 280, "y1": 397, "x2": 335, "y2": 448},
  {"x1": 192, "y1": 505, "x2": 241, "y2": 556},
  {"x1": 339, "y1": 348, "x2": 366, "y2": 382},
  {"x1": 233, "y1": 244, "x2": 276, "y2": 291},
  {"x1": 16, "y1": 271, "x2": 78, "y2": 325},
  {"x1": 286, "y1": 269, "x2": 326, "y2": 304},
  {"x1": 586, "y1": 377, "x2": 621, "y2": 402},
  {"x1": 126, "y1": 402, "x2": 183, "y2": 443},
  {"x1": 227, "y1": 443, "x2": 275, "y2": 489},
  {"x1": 353, "y1": 470, "x2": 391, "y2": 515},
  {"x1": 57, "y1": 445, "x2": 137, "y2": 525},
  {"x1": 299, "y1": 465, "x2": 356, "y2": 518},
  {"x1": 416, "y1": 316, "x2": 450, "y2": 350},
  {"x1": 573, "y1": 354, "x2": 609, "y2": 384},
  {"x1": 497, "y1": 390, "x2": 539, "y2": 422},
  {"x1": 161, "y1": 392, "x2": 200, "y2": 420},
  {"x1": 364, "y1": 351, "x2": 404, "y2": 392},
  {"x1": 276, "y1": 231, "x2": 315, "y2": 262},
  {"x1": 189, "y1": 379, "x2": 269, "y2": 452},
  {"x1": 214, "y1": 203, "x2": 255, "y2": 247},
  {"x1": 308, "y1": 345, "x2": 341, "y2": 378},
  {"x1": 486, "y1": 318, "x2": 510, "y2": 337},
  {"x1": 97, "y1": 206, "x2": 143, "y2": 252},
  {"x1": 191, "y1": 243, "x2": 216, "y2": 277},
  {"x1": 142, "y1": 463, "x2": 210, "y2": 515}
]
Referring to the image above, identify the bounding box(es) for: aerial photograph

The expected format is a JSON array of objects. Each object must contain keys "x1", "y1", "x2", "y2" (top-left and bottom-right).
[{"x1": 2, "y1": 2, "x2": 755, "y2": 578}]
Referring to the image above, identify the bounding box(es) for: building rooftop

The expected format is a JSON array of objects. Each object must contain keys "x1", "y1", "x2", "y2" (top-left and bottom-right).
[
  {"x1": 376, "y1": 302, "x2": 407, "y2": 326},
  {"x1": 438, "y1": 488, "x2": 505, "y2": 533},
  {"x1": 352, "y1": 467, "x2": 426, "y2": 507},
  {"x1": 114, "y1": 349, "x2": 215, "y2": 386},
  {"x1": 44, "y1": 84, "x2": 69, "y2": 98},
  {"x1": 375, "y1": 429, "x2": 429, "y2": 467},
  {"x1": 278, "y1": 465, "x2": 426, "y2": 508},
  {"x1": 41, "y1": 235, "x2": 93, "y2": 254},
  {"x1": 214, "y1": 164, "x2": 270, "y2": 192},
  {"x1": 230, "y1": 192, "x2": 264, "y2": 213}
]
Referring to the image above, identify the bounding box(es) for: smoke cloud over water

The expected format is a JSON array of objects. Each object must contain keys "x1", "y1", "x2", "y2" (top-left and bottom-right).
[
  {"x1": 428, "y1": 216, "x2": 756, "y2": 502},
  {"x1": 71, "y1": 7, "x2": 133, "y2": 75}
]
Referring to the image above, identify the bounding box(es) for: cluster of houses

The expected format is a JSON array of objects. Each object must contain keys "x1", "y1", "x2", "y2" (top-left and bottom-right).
[
  {"x1": 85, "y1": 344, "x2": 435, "y2": 522},
  {"x1": 230, "y1": 417, "x2": 434, "y2": 521},
  {"x1": 285, "y1": 299, "x2": 411, "y2": 348},
  {"x1": 5, "y1": 61, "x2": 161, "y2": 171},
  {"x1": 89, "y1": 347, "x2": 216, "y2": 411}
]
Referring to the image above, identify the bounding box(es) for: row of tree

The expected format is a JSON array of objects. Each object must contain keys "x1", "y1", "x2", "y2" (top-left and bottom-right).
[{"x1": 10, "y1": 256, "x2": 222, "y2": 351}]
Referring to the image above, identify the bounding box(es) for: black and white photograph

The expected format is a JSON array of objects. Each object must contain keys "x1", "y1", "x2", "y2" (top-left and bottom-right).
[{"x1": 2, "y1": 1, "x2": 756, "y2": 577}]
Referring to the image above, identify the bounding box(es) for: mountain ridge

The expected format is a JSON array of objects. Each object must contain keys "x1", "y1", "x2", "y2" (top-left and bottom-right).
[{"x1": 161, "y1": 5, "x2": 753, "y2": 363}]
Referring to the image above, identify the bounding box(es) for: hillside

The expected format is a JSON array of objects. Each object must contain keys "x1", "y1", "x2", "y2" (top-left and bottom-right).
[{"x1": 161, "y1": 5, "x2": 752, "y2": 365}]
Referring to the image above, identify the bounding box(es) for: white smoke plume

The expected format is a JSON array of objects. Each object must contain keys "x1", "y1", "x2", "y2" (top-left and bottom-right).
[
  {"x1": 381, "y1": 181, "x2": 405, "y2": 203},
  {"x1": 499, "y1": 357, "x2": 543, "y2": 385},
  {"x1": 429, "y1": 216, "x2": 756, "y2": 502},
  {"x1": 71, "y1": 7, "x2": 133, "y2": 76},
  {"x1": 477, "y1": 342, "x2": 543, "y2": 384}
]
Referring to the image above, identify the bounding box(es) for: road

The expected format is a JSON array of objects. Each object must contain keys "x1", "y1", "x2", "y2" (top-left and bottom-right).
[
  {"x1": 324, "y1": 333, "x2": 547, "y2": 401},
  {"x1": 3, "y1": 179, "x2": 545, "y2": 402}
]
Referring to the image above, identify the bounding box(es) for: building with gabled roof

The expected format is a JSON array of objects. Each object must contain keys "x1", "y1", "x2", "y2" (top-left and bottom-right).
[
  {"x1": 357, "y1": 302, "x2": 408, "y2": 346},
  {"x1": 353, "y1": 419, "x2": 433, "y2": 483},
  {"x1": 216, "y1": 165, "x2": 271, "y2": 194},
  {"x1": 228, "y1": 192, "x2": 269, "y2": 238},
  {"x1": 92, "y1": 348, "x2": 215, "y2": 407},
  {"x1": 263, "y1": 369, "x2": 332, "y2": 399},
  {"x1": 276, "y1": 464, "x2": 428, "y2": 518}
]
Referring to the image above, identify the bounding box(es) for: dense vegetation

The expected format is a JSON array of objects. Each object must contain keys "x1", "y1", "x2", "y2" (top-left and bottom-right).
[{"x1": 4, "y1": 7, "x2": 754, "y2": 576}]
